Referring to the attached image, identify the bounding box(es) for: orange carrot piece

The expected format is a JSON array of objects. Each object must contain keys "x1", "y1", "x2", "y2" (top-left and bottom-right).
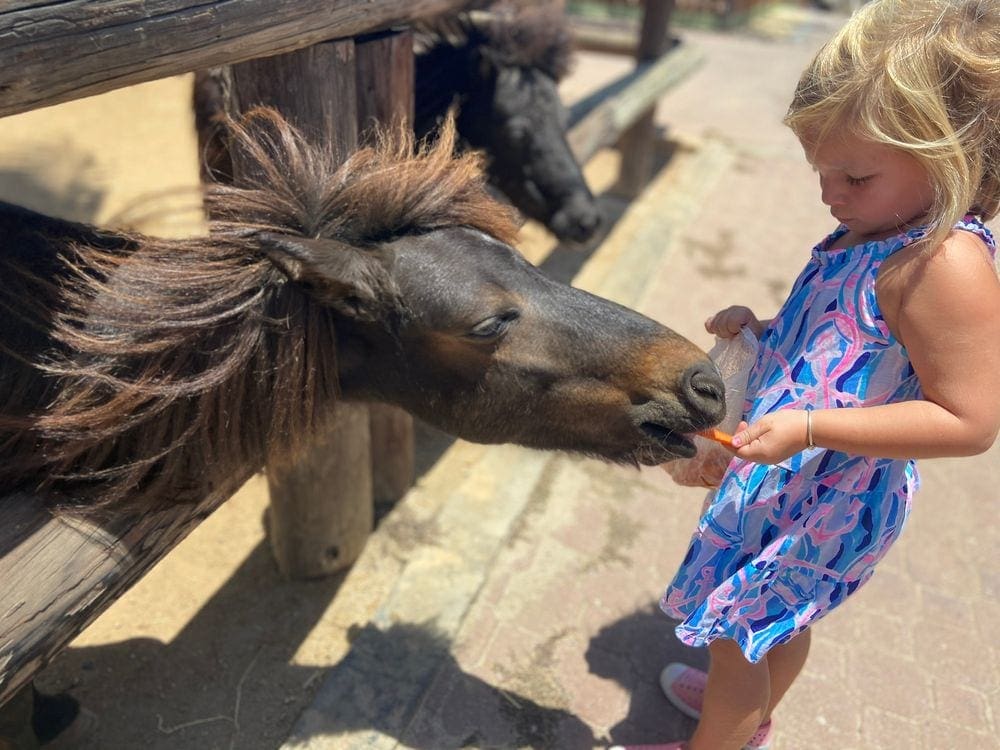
[{"x1": 697, "y1": 427, "x2": 734, "y2": 448}]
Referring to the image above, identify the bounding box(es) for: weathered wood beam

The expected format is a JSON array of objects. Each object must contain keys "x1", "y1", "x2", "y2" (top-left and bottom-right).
[
  {"x1": 0, "y1": 481, "x2": 247, "y2": 708},
  {"x1": 0, "y1": 0, "x2": 472, "y2": 118},
  {"x1": 570, "y1": 19, "x2": 646, "y2": 57},
  {"x1": 616, "y1": 0, "x2": 676, "y2": 196},
  {"x1": 566, "y1": 40, "x2": 704, "y2": 166},
  {"x1": 223, "y1": 41, "x2": 378, "y2": 580},
  {"x1": 354, "y1": 29, "x2": 419, "y2": 509}
]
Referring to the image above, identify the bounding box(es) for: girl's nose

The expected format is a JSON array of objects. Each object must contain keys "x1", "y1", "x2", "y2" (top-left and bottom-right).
[{"x1": 819, "y1": 176, "x2": 842, "y2": 207}]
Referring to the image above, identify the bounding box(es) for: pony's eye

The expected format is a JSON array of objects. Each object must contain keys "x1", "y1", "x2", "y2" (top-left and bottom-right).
[{"x1": 468, "y1": 311, "x2": 519, "y2": 339}]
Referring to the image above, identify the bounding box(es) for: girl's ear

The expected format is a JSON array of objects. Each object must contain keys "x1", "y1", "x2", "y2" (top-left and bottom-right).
[{"x1": 255, "y1": 232, "x2": 391, "y2": 320}]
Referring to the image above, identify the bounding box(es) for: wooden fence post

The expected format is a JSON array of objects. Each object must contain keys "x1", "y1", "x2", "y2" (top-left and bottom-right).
[
  {"x1": 354, "y1": 29, "x2": 419, "y2": 510},
  {"x1": 614, "y1": 0, "x2": 675, "y2": 197},
  {"x1": 227, "y1": 40, "x2": 374, "y2": 579}
]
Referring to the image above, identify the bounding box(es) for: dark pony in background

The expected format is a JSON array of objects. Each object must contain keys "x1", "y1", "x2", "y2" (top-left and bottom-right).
[
  {"x1": 414, "y1": 3, "x2": 603, "y2": 242},
  {"x1": 0, "y1": 108, "x2": 723, "y2": 513},
  {"x1": 193, "y1": 3, "x2": 601, "y2": 244}
]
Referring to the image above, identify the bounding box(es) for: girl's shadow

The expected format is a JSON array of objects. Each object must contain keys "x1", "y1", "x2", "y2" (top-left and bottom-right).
[{"x1": 586, "y1": 606, "x2": 709, "y2": 747}]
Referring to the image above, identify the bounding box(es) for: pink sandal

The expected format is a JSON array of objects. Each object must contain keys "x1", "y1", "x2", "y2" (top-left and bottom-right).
[{"x1": 659, "y1": 663, "x2": 774, "y2": 750}]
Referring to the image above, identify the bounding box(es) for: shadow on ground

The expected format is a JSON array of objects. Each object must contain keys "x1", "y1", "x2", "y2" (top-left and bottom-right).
[{"x1": 588, "y1": 607, "x2": 708, "y2": 747}]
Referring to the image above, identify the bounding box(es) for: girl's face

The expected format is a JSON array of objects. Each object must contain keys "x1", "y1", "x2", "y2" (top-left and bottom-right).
[{"x1": 802, "y1": 132, "x2": 935, "y2": 241}]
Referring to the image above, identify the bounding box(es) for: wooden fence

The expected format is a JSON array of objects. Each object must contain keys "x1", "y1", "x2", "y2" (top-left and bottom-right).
[
  {"x1": 568, "y1": 0, "x2": 781, "y2": 29},
  {"x1": 0, "y1": 0, "x2": 470, "y2": 731}
]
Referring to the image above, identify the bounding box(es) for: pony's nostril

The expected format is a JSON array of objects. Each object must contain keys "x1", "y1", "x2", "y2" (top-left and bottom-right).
[
  {"x1": 578, "y1": 209, "x2": 602, "y2": 235},
  {"x1": 552, "y1": 193, "x2": 602, "y2": 242},
  {"x1": 682, "y1": 361, "x2": 726, "y2": 421}
]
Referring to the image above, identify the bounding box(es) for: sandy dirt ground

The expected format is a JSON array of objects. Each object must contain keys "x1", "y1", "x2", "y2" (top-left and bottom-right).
[{"x1": 0, "y1": 75, "x2": 207, "y2": 238}]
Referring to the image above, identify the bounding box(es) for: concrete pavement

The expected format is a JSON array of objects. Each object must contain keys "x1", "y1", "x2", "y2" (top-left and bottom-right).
[{"x1": 283, "y1": 5, "x2": 1000, "y2": 749}]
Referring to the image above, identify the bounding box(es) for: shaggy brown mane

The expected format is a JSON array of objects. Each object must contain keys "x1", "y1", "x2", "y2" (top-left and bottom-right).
[
  {"x1": 0, "y1": 107, "x2": 519, "y2": 512},
  {"x1": 211, "y1": 108, "x2": 521, "y2": 245}
]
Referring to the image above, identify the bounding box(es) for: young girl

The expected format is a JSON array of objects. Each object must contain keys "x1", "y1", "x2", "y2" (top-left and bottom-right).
[{"x1": 613, "y1": 1, "x2": 1000, "y2": 748}]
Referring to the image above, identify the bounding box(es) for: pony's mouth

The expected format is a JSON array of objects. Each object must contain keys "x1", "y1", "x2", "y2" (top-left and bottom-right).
[{"x1": 638, "y1": 422, "x2": 697, "y2": 461}]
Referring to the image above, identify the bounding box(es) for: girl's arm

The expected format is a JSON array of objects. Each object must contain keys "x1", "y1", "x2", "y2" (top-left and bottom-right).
[{"x1": 732, "y1": 230, "x2": 1000, "y2": 462}]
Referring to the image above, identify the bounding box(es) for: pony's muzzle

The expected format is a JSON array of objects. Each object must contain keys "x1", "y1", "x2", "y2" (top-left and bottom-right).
[
  {"x1": 549, "y1": 192, "x2": 603, "y2": 243},
  {"x1": 679, "y1": 361, "x2": 726, "y2": 426}
]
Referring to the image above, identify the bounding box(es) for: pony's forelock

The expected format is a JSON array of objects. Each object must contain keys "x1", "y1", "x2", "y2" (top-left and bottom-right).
[
  {"x1": 417, "y1": 3, "x2": 575, "y2": 82},
  {"x1": 207, "y1": 107, "x2": 521, "y2": 246}
]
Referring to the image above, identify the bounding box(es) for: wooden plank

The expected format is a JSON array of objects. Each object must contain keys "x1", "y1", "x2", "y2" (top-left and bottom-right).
[
  {"x1": 0, "y1": 0, "x2": 472, "y2": 118},
  {"x1": 569, "y1": 18, "x2": 645, "y2": 56},
  {"x1": 355, "y1": 28, "x2": 415, "y2": 141},
  {"x1": 0, "y1": 481, "x2": 246, "y2": 707},
  {"x1": 265, "y1": 403, "x2": 374, "y2": 579},
  {"x1": 566, "y1": 40, "x2": 704, "y2": 165},
  {"x1": 368, "y1": 403, "x2": 417, "y2": 506},
  {"x1": 635, "y1": 0, "x2": 676, "y2": 61},
  {"x1": 616, "y1": 0, "x2": 675, "y2": 196},
  {"x1": 225, "y1": 41, "x2": 375, "y2": 580},
  {"x1": 354, "y1": 29, "x2": 419, "y2": 508},
  {"x1": 229, "y1": 40, "x2": 359, "y2": 158}
]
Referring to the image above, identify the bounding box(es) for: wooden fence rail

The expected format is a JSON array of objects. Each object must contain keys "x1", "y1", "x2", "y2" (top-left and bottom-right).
[{"x1": 0, "y1": 0, "x2": 471, "y2": 118}]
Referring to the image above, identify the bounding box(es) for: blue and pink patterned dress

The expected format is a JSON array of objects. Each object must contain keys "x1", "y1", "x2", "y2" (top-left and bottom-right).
[{"x1": 661, "y1": 216, "x2": 996, "y2": 663}]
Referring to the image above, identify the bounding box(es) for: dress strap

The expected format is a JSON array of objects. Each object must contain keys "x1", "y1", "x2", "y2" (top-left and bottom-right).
[{"x1": 957, "y1": 214, "x2": 996, "y2": 261}]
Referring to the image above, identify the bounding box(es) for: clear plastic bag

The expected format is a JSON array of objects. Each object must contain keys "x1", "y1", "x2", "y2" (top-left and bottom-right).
[{"x1": 662, "y1": 327, "x2": 759, "y2": 488}]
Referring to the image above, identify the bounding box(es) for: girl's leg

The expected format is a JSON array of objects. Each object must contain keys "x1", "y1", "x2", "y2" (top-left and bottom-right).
[
  {"x1": 687, "y1": 639, "x2": 770, "y2": 750},
  {"x1": 762, "y1": 628, "x2": 811, "y2": 721}
]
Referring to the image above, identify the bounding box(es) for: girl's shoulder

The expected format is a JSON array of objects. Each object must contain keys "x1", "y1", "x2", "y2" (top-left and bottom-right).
[
  {"x1": 887, "y1": 222, "x2": 994, "y2": 277},
  {"x1": 877, "y1": 221, "x2": 999, "y2": 337}
]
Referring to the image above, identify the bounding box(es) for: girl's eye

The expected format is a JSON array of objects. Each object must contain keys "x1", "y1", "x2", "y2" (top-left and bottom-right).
[
  {"x1": 847, "y1": 175, "x2": 873, "y2": 186},
  {"x1": 469, "y1": 311, "x2": 520, "y2": 339}
]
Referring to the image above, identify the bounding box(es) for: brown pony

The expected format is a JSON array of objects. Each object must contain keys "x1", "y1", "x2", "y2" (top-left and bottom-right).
[{"x1": 0, "y1": 108, "x2": 723, "y2": 512}]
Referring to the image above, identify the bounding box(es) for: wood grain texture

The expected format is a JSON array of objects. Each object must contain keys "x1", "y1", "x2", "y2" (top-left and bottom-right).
[
  {"x1": 227, "y1": 40, "x2": 377, "y2": 580},
  {"x1": 0, "y1": 474, "x2": 250, "y2": 707},
  {"x1": 0, "y1": 0, "x2": 471, "y2": 117},
  {"x1": 567, "y1": 41, "x2": 703, "y2": 166},
  {"x1": 354, "y1": 29, "x2": 418, "y2": 507},
  {"x1": 355, "y1": 28, "x2": 415, "y2": 141},
  {"x1": 616, "y1": 0, "x2": 676, "y2": 195}
]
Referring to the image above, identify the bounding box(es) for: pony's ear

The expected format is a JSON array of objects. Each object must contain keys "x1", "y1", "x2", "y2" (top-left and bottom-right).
[{"x1": 256, "y1": 232, "x2": 389, "y2": 320}]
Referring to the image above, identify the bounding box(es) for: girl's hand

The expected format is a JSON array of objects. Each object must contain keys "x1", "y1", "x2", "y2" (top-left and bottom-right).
[
  {"x1": 705, "y1": 306, "x2": 765, "y2": 338},
  {"x1": 731, "y1": 410, "x2": 809, "y2": 464}
]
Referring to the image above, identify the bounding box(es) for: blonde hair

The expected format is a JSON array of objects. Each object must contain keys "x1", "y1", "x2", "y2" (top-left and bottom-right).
[{"x1": 784, "y1": 0, "x2": 1000, "y2": 251}]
